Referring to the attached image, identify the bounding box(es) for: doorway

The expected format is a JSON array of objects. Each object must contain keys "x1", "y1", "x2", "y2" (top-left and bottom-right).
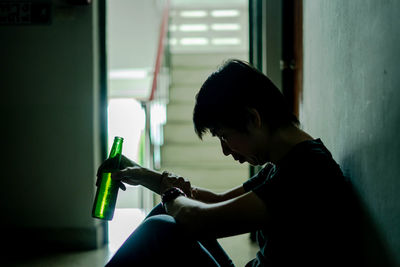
[
  {"x1": 106, "y1": 98, "x2": 147, "y2": 252},
  {"x1": 102, "y1": 0, "x2": 168, "y2": 252}
]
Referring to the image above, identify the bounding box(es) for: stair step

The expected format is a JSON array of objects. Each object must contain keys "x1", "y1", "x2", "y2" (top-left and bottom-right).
[
  {"x1": 169, "y1": 85, "x2": 197, "y2": 104},
  {"x1": 171, "y1": 52, "x2": 248, "y2": 68},
  {"x1": 159, "y1": 52, "x2": 251, "y2": 193},
  {"x1": 166, "y1": 102, "x2": 194, "y2": 122},
  {"x1": 171, "y1": 68, "x2": 212, "y2": 87},
  {"x1": 163, "y1": 122, "x2": 217, "y2": 145},
  {"x1": 161, "y1": 144, "x2": 238, "y2": 167}
]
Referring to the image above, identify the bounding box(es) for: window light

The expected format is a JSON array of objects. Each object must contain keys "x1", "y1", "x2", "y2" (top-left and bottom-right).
[
  {"x1": 211, "y1": 23, "x2": 241, "y2": 31},
  {"x1": 180, "y1": 38, "x2": 209, "y2": 45},
  {"x1": 179, "y1": 24, "x2": 208, "y2": 32},
  {"x1": 211, "y1": 38, "x2": 241, "y2": 45},
  {"x1": 180, "y1": 10, "x2": 207, "y2": 18},
  {"x1": 211, "y1": 10, "x2": 240, "y2": 17}
]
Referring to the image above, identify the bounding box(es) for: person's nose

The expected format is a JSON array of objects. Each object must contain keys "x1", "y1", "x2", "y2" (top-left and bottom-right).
[{"x1": 220, "y1": 139, "x2": 232, "y2": 156}]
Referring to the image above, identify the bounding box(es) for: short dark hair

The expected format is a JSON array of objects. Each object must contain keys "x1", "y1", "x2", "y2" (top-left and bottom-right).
[{"x1": 193, "y1": 59, "x2": 299, "y2": 139}]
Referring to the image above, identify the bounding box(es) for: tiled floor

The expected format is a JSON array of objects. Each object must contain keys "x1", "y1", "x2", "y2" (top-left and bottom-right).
[{"x1": 6, "y1": 209, "x2": 258, "y2": 267}]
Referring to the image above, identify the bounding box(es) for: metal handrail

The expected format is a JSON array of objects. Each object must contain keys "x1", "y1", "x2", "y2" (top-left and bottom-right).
[{"x1": 149, "y1": 0, "x2": 170, "y2": 101}]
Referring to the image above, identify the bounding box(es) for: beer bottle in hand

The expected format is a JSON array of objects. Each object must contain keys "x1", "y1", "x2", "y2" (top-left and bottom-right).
[{"x1": 92, "y1": 136, "x2": 124, "y2": 220}]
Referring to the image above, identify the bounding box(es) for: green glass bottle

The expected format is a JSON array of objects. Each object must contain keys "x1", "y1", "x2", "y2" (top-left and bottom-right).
[{"x1": 92, "y1": 136, "x2": 124, "y2": 220}]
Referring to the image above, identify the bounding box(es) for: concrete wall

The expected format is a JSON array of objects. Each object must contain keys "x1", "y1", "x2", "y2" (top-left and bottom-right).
[
  {"x1": 0, "y1": 0, "x2": 104, "y2": 250},
  {"x1": 301, "y1": 0, "x2": 400, "y2": 265}
]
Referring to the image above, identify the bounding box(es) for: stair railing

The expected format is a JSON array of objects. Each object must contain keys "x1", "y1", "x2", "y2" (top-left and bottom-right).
[{"x1": 141, "y1": 0, "x2": 171, "y2": 211}]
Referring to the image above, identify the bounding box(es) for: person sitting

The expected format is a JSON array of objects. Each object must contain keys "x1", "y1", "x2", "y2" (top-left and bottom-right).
[{"x1": 100, "y1": 59, "x2": 361, "y2": 266}]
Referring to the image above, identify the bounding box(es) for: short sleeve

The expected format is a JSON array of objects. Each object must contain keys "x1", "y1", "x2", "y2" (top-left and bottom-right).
[{"x1": 243, "y1": 163, "x2": 275, "y2": 192}]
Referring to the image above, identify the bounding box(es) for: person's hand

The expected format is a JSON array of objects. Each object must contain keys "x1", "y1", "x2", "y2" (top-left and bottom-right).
[
  {"x1": 160, "y1": 171, "x2": 192, "y2": 197},
  {"x1": 96, "y1": 155, "x2": 140, "y2": 190},
  {"x1": 111, "y1": 166, "x2": 158, "y2": 187},
  {"x1": 111, "y1": 167, "x2": 192, "y2": 197}
]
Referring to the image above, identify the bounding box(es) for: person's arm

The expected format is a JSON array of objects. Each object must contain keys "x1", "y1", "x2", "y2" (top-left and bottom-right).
[
  {"x1": 112, "y1": 166, "x2": 193, "y2": 196},
  {"x1": 191, "y1": 185, "x2": 246, "y2": 203},
  {"x1": 110, "y1": 162, "x2": 245, "y2": 201},
  {"x1": 165, "y1": 190, "x2": 268, "y2": 239}
]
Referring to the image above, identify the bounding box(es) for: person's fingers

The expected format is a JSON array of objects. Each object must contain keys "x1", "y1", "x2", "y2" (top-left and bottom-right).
[
  {"x1": 96, "y1": 173, "x2": 127, "y2": 190},
  {"x1": 108, "y1": 168, "x2": 129, "y2": 190},
  {"x1": 96, "y1": 158, "x2": 117, "y2": 186},
  {"x1": 184, "y1": 179, "x2": 192, "y2": 197},
  {"x1": 111, "y1": 168, "x2": 125, "y2": 181},
  {"x1": 170, "y1": 175, "x2": 192, "y2": 197},
  {"x1": 181, "y1": 179, "x2": 191, "y2": 197},
  {"x1": 119, "y1": 181, "x2": 126, "y2": 191},
  {"x1": 191, "y1": 187, "x2": 198, "y2": 199},
  {"x1": 96, "y1": 158, "x2": 117, "y2": 178},
  {"x1": 112, "y1": 166, "x2": 141, "y2": 183}
]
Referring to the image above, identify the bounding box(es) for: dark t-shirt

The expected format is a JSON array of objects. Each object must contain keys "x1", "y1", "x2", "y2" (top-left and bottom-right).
[{"x1": 243, "y1": 139, "x2": 360, "y2": 266}]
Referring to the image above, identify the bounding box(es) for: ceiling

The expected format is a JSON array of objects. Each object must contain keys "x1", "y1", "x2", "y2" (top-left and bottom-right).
[{"x1": 107, "y1": 0, "x2": 248, "y2": 100}]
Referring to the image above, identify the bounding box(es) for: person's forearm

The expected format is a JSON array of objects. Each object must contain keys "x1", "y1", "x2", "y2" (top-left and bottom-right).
[
  {"x1": 191, "y1": 187, "x2": 222, "y2": 203},
  {"x1": 192, "y1": 185, "x2": 245, "y2": 203},
  {"x1": 137, "y1": 169, "x2": 163, "y2": 195},
  {"x1": 219, "y1": 185, "x2": 246, "y2": 201}
]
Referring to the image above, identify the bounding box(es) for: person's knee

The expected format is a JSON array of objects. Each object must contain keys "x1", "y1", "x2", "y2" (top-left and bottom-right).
[
  {"x1": 145, "y1": 203, "x2": 166, "y2": 218},
  {"x1": 142, "y1": 214, "x2": 179, "y2": 233}
]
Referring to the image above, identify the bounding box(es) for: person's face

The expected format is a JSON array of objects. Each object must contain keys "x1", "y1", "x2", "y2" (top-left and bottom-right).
[{"x1": 214, "y1": 127, "x2": 266, "y2": 166}]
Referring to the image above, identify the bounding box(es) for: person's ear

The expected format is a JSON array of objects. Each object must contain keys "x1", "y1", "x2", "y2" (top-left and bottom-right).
[{"x1": 248, "y1": 108, "x2": 262, "y2": 128}]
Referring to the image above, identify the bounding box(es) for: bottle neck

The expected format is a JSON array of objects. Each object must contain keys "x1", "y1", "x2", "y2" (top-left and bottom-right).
[{"x1": 108, "y1": 137, "x2": 123, "y2": 168}]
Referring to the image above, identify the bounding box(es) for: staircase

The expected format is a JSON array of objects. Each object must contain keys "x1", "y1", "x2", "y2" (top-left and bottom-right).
[
  {"x1": 161, "y1": 52, "x2": 249, "y2": 192},
  {"x1": 159, "y1": 4, "x2": 259, "y2": 266}
]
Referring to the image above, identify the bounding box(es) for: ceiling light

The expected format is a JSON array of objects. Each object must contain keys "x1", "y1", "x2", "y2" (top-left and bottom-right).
[
  {"x1": 180, "y1": 10, "x2": 207, "y2": 18},
  {"x1": 109, "y1": 69, "x2": 147, "y2": 79},
  {"x1": 180, "y1": 38, "x2": 209, "y2": 45},
  {"x1": 211, "y1": 23, "x2": 241, "y2": 31},
  {"x1": 211, "y1": 10, "x2": 240, "y2": 17},
  {"x1": 179, "y1": 24, "x2": 208, "y2": 32},
  {"x1": 211, "y1": 38, "x2": 241, "y2": 45}
]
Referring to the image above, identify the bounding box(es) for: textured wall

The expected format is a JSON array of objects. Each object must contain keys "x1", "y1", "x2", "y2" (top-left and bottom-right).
[{"x1": 301, "y1": 0, "x2": 400, "y2": 265}]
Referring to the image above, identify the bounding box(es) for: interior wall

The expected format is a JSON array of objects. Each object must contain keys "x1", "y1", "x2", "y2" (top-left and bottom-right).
[
  {"x1": 107, "y1": 0, "x2": 161, "y2": 71},
  {"x1": 301, "y1": 0, "x2": 400, "y2": 265},
  {"x1": 0, "y1": 0, "x2": 103, "y2": 250}
]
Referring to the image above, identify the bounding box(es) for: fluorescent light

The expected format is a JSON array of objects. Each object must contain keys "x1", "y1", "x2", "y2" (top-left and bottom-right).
[
  {"x1": 211, "y1": 38, "x2": 241, "y2": 45},
  {"x1": 211, "y1": 23, "x2": 241, "y2": 31},
  {"x1": 179, "y1": 24, "x2": 208, "y2": 32},
  {"x1": 211, "y1": 10, "x2": 240, "y2": 17},
  {"x1": 180, "y1": 10, "x2": 207, "y2": 18},
  {"x1": 180, "y1": 38, "x2": 209, "y2": 45},
  {"x1": 109, "y1": 69, "x2": 147, "y2": 79}
]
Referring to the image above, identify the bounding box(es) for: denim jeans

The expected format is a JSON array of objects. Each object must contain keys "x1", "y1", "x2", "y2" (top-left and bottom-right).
[{"x1": 106, "y1": 203, "x2": 235, "y2": 267}]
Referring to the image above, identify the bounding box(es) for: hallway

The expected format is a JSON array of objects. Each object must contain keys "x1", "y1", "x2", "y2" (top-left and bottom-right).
[{"x1": 1, "y1": 0, "x2": 400, "y2": 265}]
